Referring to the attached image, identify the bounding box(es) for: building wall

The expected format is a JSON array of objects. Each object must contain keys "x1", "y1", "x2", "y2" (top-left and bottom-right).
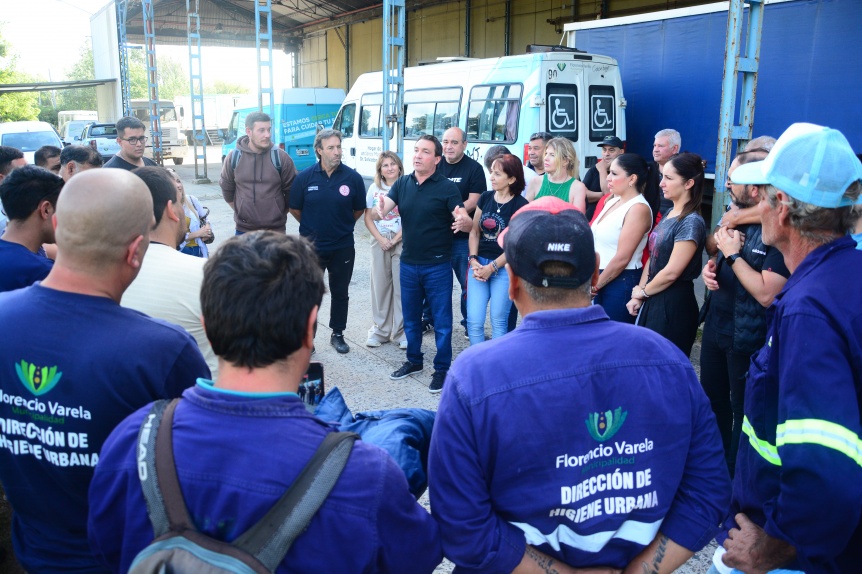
[{"x1": 297, "y1": 0, "x2": 705, "y2": 90}]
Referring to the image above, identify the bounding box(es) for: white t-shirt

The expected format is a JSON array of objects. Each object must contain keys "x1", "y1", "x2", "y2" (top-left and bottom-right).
[
  {"x1": 366, "y1": 182, "x2": 401, "y2": 235},
  {"x1": 591, "y1": 194, "x2": 651, "y2": 270},
  {"x1": 121, "y1": 244, "x2": 218, "y2": 377}
]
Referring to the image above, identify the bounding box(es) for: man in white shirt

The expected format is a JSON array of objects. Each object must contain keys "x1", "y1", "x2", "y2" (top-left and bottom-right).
[{"x1": 121, "y1": 166, "x2": 218, "y2": 376}]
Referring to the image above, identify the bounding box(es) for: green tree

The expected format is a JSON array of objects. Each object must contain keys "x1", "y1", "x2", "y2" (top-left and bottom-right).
[
  {"x1": 205, "y1": 80, "x2": 249, "y2": 95},
  {"x1": 57, "y1": 42, "x2": 98, "y2": 113},
  {"x1": 0, "y1": 29, "x2": 40, "y2": 122}
]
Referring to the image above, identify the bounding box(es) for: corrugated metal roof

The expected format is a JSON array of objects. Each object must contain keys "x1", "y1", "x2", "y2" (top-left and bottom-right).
[{"x1": 123, "y1": 0, "x2": 383, "y2": 49}]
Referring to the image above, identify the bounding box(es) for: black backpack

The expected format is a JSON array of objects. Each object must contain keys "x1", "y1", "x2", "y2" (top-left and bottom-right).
[
  {"x1": 129, "y1": 399, "x2": 358, "y2": 573},
  {"x1": 228, "y1": 147, "x2": 283, "y2": 175}
]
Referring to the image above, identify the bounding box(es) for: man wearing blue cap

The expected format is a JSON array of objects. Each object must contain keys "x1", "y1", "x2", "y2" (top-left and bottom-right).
[
  {"x1": 713, "y1": 123, "x2": 862, "y2": 574},
  {"x1": 430, "y1": 196, "x2": 730, "y2": 574}
]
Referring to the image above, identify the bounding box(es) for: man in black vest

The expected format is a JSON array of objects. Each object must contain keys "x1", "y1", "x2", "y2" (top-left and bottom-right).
[{"x1": 699, "y1": 145, "x2": 789, "y2": 476}]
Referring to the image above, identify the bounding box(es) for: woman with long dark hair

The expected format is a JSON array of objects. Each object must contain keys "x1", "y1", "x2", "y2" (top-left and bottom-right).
[
  {"x1": 466, "y1": 154, "x2": 528, "y2": 344},
  {"x1": 627, "y1": 153, "x2": 706, "y2": 355},
  {"x1": 590, "y1": 153, "x2": 653, "y2": 322}
]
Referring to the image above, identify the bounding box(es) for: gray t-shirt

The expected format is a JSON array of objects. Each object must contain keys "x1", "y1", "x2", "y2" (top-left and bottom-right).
[{"x1": 646, "y1": 212, "x2": 706, "y2": 282}]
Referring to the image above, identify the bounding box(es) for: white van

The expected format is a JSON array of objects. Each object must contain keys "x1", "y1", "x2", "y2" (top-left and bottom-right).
[
  {"x1": 333, "y1": 46, "x2": 626, "y2": 182},
  {"x1": 0, "y1": 121, "x2": 64, "y2": 163}
]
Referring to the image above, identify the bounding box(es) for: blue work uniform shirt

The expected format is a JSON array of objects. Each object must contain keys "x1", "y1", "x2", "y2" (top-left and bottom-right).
[{"x1": 290, "y1": 162, "x2": 366, "y2": 251}]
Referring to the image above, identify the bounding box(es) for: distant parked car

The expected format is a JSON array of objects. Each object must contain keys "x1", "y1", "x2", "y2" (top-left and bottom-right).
[
  {"x1": 81, "y1": 122, "x2": 121, "y2": 162},
  {"x1": 0, "y1": 121, "x2": 63, "y2": 163},
  {"x1": 60, "y1": 120, "x2": 95, "y2": 146}
]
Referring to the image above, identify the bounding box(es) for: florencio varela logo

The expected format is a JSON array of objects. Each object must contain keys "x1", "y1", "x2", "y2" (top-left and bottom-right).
[
  {"x1": 15, "y1": 360, "x2": 63, "y2": 396},
  {"x1": 585, "y1": 407, "x2": 627, "y2": 442}
]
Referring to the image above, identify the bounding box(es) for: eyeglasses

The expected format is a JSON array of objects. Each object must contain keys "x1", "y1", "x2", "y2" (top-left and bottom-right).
[{"x1": 121, "y1": 137, "x2": 148, "y2": 145}]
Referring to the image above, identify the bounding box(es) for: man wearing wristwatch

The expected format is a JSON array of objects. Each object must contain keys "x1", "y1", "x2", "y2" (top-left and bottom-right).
[{"x1": 699, "y1": 147, "x2": 788, "y2": 477}]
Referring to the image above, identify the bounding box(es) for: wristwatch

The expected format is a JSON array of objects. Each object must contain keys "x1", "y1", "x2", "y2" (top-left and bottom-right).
[{"x1": 724, "y1": 253, "x2": 741, "y2": 266}]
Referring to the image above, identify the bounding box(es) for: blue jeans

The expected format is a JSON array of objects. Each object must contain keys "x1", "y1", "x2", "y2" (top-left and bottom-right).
[
  {"x1": 181, "y1": 245, "x2": 203, "y2": 257},
  {"x1": 451, "y1": 238, "x2": 469, "y2": 328},
  {"x1": 593, "y1": 268, "x2": 641, "y2": 324},
  {"x1": 401, "y1": 261, "x2": 453, "y2": 373},
  {"x1": 466, "y1": 256, "x2": 512, "y2": 345}
]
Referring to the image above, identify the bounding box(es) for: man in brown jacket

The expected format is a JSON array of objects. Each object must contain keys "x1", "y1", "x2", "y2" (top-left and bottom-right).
[{"x1": 220, "y1": 112, "x2": 297, "y2": 234}]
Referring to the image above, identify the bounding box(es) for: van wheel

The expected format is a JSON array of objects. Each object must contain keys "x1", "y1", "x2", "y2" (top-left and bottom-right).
[{"x1": 172, "y1": 158, "x2": 184, "y2": 165}]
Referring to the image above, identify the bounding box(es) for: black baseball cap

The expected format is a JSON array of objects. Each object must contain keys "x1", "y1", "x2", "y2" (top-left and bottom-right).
[
  {"x1": 498, "y1": 197, "x2": 595, "y2": 288},
  {"x1": 597, "y1": 136, "x2": 624, "y2": 148}
]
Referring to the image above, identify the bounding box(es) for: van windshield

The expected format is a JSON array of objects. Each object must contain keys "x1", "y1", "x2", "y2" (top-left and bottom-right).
[{"x1": 1, "y1": 131, "x2": 60, "y2": 152}]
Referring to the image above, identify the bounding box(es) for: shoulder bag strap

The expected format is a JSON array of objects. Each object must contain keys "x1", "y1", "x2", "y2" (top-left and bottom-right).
[
  {"x1": 137, "y1": 398, "x2": 195, "y2": 537},
  {"x1": 233, "y1": 431, "x2": 359, "y2": 570}
]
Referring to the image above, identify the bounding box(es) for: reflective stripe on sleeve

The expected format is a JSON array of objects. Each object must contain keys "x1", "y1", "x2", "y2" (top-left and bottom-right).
[
  {"x1": 777, "y1": 419, "x2": 862, "y2": 468},
  {"x1": 742, "y1": 416, "x2": 781, "y2": 466}
]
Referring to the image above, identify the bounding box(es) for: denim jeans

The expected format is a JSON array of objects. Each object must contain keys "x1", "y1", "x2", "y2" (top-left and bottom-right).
[
  {"x1": 593, "y1": 268, "x2": 641, "y2": 323},
  {"x1": 181, "y1": 245, "x2": 203, "y2": 257},
  {"x1": 451, "y1": 238, "x2": 469, "y2": 328},
  {"x1": 401, "y1": 261, "x2": 453, "y2": 373},
  {"x1": 466, "y1": 256, "x2": 512, "y2": 345}
]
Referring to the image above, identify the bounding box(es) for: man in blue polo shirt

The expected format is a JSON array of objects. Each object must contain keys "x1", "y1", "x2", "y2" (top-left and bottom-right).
[
  {"x1": 289, "y1": 129, "x2": 365, "y2": 354},
  {"x1": 374, "y1": 135, "x2": 470, "y2": 393},
  {"x1": 713, "y1": 123, "x2": 862, "y2": 574}
]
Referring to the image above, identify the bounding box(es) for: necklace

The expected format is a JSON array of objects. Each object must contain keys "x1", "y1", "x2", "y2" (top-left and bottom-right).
[
  {"x1": 545, "y1": 175, "x2": 571, "y2": 198},
  {"x1": 494, "y1": 192, "x2": 513, "y2": 213}
]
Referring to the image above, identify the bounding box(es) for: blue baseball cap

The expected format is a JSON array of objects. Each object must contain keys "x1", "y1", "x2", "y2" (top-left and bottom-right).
[{"x1": 732, "y1": 123, "x2": 862, "y2": 208}]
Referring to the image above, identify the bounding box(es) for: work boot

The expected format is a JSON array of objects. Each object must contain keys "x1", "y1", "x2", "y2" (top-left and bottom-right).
[{"x1": 330, "y1": 332, "x2": 350, "y2": 354}]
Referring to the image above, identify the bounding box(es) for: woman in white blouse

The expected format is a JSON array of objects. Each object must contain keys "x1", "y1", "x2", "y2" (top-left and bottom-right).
[{"x1": 590, "y1": 153, "x2": 653, "y2": 323}]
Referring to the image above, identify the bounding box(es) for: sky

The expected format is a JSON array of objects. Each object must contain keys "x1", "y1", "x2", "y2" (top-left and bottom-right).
[{"x1": 2, "y1": 0, "x2": 292, "y2": 92}]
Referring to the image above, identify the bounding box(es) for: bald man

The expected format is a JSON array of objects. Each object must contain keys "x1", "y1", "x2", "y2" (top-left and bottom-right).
[{"x1": 0, "y1": 169, "x2": 210, "y2": 573}]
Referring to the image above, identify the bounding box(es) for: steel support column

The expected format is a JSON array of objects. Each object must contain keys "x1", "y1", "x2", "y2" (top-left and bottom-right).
[
  {"x1": 186, "y1": 0, "x2": 209, "y2": 182},
  {"x1": 115, "y1": 0, "x2": 131, "y2": 117},
  {"x1": 141, "y1": 0, "x2": 163, "y2": 165},
  {"x1": 712, "y1": 0, "x2": 764, "y2": 228},
  {"x1": 381, "y1": 0, "x2": 405, "y2": 157},
  {"x1": 255, "y1": 0, "x2": 275, "y2": 116}
]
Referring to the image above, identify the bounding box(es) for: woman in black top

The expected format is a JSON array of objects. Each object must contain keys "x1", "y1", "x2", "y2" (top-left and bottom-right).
[
  {"x1": 466, "y1": 154, "x2": 528, "y2": 345},
  {"x1": 626, "y1": 153, "x2": 706, "y2": 356}
]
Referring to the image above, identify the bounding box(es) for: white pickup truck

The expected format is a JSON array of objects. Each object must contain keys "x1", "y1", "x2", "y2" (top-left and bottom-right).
[{"x1": 81, "y1": 123, "x2": 121, "y2": 162}]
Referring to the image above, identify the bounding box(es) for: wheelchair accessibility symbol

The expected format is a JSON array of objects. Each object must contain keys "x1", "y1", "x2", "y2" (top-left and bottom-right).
[
  {"x1": 591, "y1": 95, "x2": 614, "y2": 132},
  {"x1": 548, "y1": 95, "x2": 576, "y2": 132}
]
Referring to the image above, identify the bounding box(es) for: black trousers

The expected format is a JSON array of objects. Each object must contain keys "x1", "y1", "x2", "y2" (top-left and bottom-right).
[
  {"x1": 317, "y1": 245, "x2": 355, "y2": 332},
  {"x1": 699, "y1": 325, "x2": 752, "y2": 477}
]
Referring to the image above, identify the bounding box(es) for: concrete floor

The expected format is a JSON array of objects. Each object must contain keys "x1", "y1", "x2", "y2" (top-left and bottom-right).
[{"x1": 0, "y1": 150, "x2": 716, "y2": 573}]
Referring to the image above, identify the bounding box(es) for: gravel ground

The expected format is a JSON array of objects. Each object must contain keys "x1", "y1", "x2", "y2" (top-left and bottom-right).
[{"x1": 0, "y1": 153, "x2": 714, "y2": 573}]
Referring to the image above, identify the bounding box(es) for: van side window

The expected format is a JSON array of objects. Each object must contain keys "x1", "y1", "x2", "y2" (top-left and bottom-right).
[
  {"x1": 334, "y1": 103, "x2": 356, "y2": 138},
  {"x1": 466, "y1": 84, "x2": 521, "y2": 143},
  {"x1": 403, "y1": 88, "x2": 462, "y2": 139},
  {"x1": 360, "y1": 93, "x2": 382, "y2": 138}
]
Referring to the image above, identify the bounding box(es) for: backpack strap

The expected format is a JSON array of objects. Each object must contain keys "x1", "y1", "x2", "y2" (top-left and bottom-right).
[
  {"x1": 233, "y1": 431, "x2": 359, "y2": 570},
  {"x1": 270, "y1": 147, "x2": 282, "y2": 174},
  {"x1": 137, "y1": 398, "x2": 195, "y2": 538},
  {"x1": 229, "y1": 148, "x2": 241, "y2": 172}
]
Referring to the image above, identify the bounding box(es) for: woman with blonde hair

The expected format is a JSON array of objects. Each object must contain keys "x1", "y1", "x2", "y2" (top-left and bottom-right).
[
  {"x1": 167, "y1": 168, "x2": 212, "y2": 257},
  {"x1": 525, "y1": 137, "x2": 587, "y2": 212},
  {"x1": 364, "y1": 151, "x2": 407, "y2": 348}
]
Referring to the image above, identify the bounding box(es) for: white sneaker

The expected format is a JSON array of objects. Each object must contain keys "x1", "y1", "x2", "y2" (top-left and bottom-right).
[
  {"x1": 398, "y1": 340, "x2": 408, "y2": 350},
  {"x1": 366, "y1": 338, "x2": 382, "y2": 348}
]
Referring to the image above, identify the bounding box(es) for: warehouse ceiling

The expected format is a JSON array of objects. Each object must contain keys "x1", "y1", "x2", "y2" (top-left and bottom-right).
[
  {"x1": 123, "y1": 0, "x2": 396, "y2": 51},
  {"x1": 122, "y1": 0, "x2": 716, "y2": 51}
]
